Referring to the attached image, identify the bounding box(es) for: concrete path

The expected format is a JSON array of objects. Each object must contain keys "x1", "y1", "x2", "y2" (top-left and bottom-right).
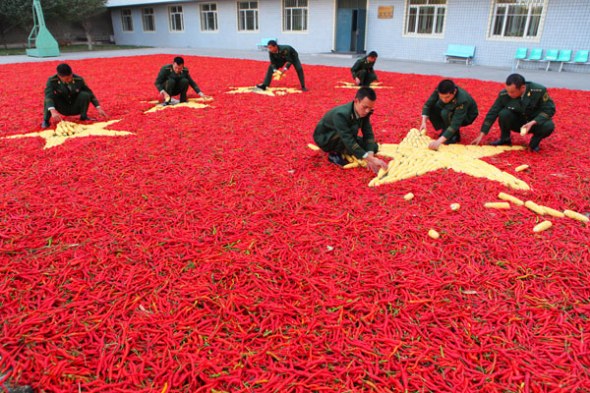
[{"x1": 2, "y1": 47, "x2": 589, "y2": 91}]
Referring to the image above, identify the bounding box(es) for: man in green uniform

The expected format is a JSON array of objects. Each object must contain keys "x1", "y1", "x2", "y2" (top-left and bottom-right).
[
  {"x1": 155, "y1": 56, "x2": 209, "y2": 104},
  {"x1": 256, "y1": 40, "x2": 307, "y2": 92},
  {"x1": 471, "y1": 73, "x2": 555, "y2": 152},
  {"x1": 351, "y1": 51, "x2": 378, "y2": 87},
  {"x1": 420, "y1": 79, "x2": 479, "y2": 150},
  {"x1": 313, "y1": 87, "x2": 387, "y2": 173},
  {"x1": 42, "y1": 63, "x2": 107, "y2": 128}
]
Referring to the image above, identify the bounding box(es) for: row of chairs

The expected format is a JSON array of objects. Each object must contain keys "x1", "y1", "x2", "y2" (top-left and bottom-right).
[{"x1": 515, "y1": 48, "x2": 589, "y2": 72}]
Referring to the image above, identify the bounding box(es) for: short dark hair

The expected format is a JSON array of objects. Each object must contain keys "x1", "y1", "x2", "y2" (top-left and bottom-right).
[
  {"x1": 173, "y1": 56, "x2": 184, "y2": 65},
  {"x1": 267, "y1": 40, "x2": 278, "y2": 47},
  {"x1": 506, "y1": 73, "x2": 526, "y2": 88},
  {"x1": 437, "y1": 79, "x2": 456, "y2": 94},
  {"x1": 355, "y1": 87, "x2": 376, "y2": 102},
  {"x1": 368, "y1": 51, "x2": 378, "y2": 58},
  {"x1": 56, "y1": 63, "x2": 72, "y2": 77}
]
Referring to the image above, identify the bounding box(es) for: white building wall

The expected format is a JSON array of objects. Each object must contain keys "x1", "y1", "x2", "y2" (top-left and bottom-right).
[{"x1": 110, "y1": 0, "x2": 337, "y2": 53}]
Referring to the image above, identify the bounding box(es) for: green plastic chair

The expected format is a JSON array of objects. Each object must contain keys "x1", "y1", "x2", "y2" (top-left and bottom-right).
[
  {"x1": 518, "y1": 48, "x2": 542, "y2": 69},
  {"x1": 540, "y1": 49, "x2": 558, "y2": 71},
  {"x1": 514, "y1": 48, "x2": 527, "y2": 69},
  {"x1": 562, "y1": 50, "x2": 589, "y2": 72},
  {"x1": 556, "y1": 50, "x2": 572, "y2": 72}
]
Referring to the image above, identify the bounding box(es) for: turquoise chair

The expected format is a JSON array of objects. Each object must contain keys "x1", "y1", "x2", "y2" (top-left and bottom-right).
[
  {"x1": 562, "y1": 50, "x2": 589, "y2": 72},
  {"x1": 540, "y1": 49, "x2": 558, "y2": 71},
  {"x1": 518, "y1": 48, "x2": 542, "y2": 69},
  {"x1": 514, "y1": 47, "x2": 527, "y2": 69},
  {"x1": 556, "y1": 50, "x2": 572, "y2": 72}
]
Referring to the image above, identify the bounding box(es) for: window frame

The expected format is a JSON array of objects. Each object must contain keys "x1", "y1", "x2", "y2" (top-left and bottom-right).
[
  {"x1": 200, "y1": 3, "x2": 219, "y2": 32},
  {"x1": 142, "y1": 7, "x2": 155, "y2": 32},
  {"x1": 237, "y1": 1, "x2": 259, "y2": 32},
  {"x1": 169, "y1": 5, "x2": 184, "y2": 32},
  {"x1": 283, "y1": 0, "x2": 308, "y2": 33},
  {"x1": 121, "y1": 9, "x2": 134, "y2": 32},
  {"x1": 403, "y1": 0, "x2": 447, "y2": 38},
  {"x1": 487, "y1": 0, "x2": 547, "y2": 42}
]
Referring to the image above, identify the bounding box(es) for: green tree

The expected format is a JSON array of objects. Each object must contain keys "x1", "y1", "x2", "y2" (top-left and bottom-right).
[
  {"x1": 0, "y1": 0, "x2": 31, "y2": 48},
  {"x1": 56, "y1": 0, "x2": 108, "y2": 50}
]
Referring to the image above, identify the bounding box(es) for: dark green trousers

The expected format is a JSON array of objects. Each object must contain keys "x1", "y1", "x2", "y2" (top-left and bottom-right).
[
  {"x1": 44, "y1": 91, "x2": 91, "y2": 121},
  {"x1": 318, "y1": 133, "x2": 375, "y2": 155},
  {"x1": 498, "y1": 108, "x2": 554, "y2": 149},
  {"x1": 428, "y1": 106, "x2": 477, "y2": 143},
  {"x1": 356, "y1": 70, "x2": 378, "y2": 86},
  {"x1": 263, "y1": 59, "x2": 306, "y2": 89},
  {"x1": 165, "y1": 78, "x2": 190, "y2": 102}
]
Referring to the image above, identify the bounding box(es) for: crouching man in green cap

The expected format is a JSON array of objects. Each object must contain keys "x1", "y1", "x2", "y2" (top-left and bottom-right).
[
  {"x1": 313, "y1": 87, "x2": 387, "y2": 173},
  {"x1": 42, "y1": 63, "x2": 107, "y2": 128}
]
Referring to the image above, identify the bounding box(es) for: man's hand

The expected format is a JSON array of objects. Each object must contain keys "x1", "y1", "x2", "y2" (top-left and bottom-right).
[
  {"x1": 199, "y1": 92, "x2": 213, "y2": 100},
  {"x1": 428, "y1": 137, "x2": 445, "y2": 151},
  {"x1": 471, "y1": 133, "x2": 484, "y2": 145},
  {"x1": 419, "y1": 116, "x2": 428, "y2": 132},
  {"x1": 354, "y1": 77, "x2": 361, "y2": 85},
  {"x1": 160, "y1": 89, "x2": 171, "y2": 103},
  {"x1": 521, "y1": 120, "x2": 537, "y2": 135},
  {"x1": 281, "y1": 67, "x2": 288, "y2": 73},
  {"x1": 97, "y1": 107, "x2": 108, "y2": 119},
  {"x1": 365, "y1": 153, "x2": 388, "y2": 174},
  {"x1": 50, "y1": 108, "x2": 62, "y2": 123}
]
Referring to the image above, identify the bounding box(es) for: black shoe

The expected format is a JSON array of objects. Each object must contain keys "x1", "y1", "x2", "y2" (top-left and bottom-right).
[
  {"x1": 328, "y1": 152, "x2": 348, "y2": 167},
  {"x1": 41, "y1": 120, "x2": 50, "y2": 128},
  {"x1": 256, "y1": 84, "x2": 267, "y2": 91},
  {"x1": 489, "y1": 139, "x2": 512, "y2": 146},
  {"x1": 529, "y1": 135, "x2": 542, "y2": 152},
  {"x1": 301, "y1": 87, "x2": 308, "y2": 92},
  {"x1": 79, "y1": 116, "x2": 96, "y2": 121}
]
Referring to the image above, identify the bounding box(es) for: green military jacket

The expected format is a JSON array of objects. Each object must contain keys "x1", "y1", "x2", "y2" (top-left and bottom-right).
[
  {"x1": 481, "y1": 82, "x2": 555, "y2": 134},
  {"x1": 269, "y1": 45, "x2": 299, "y2": 70},
  {"x1": 155, "y1": 64, "x2": 201, "y2": 93},
  {"x1": 422, "y1": 87, "x2": 479, "y2": 139},
  {"x1": 313, "y1": 102, "x2": 378, "y2": 159},
  {"x1": 351, "y1": 56, "x2": 376, "y2": 78},
  {"x1": 44, "y1": 74, "x2": 99, "y2": 109}
]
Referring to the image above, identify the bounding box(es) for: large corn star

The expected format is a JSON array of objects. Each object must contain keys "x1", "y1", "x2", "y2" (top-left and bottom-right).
[
  {"x1": 4, "y1": 120, "x2": 134, "y2": 149},
  {"x1": 371, "y1": 128, "x2": 530, "y2": 190}
]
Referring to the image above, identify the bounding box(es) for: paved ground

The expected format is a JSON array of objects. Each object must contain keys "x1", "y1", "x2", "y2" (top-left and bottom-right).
[{"x1": 2, "y1": 47, "x2": 590, "y2": 91}]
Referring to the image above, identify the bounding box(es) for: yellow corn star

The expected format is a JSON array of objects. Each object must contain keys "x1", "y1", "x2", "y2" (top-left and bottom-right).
[
  {"x1": 144, "y1": 97, "x2": 212, "y2": 113},
  {"x1": 227, "y1": 86, "x2": 302, "y2": 97},
  {"x1": 370, "y1": 128, "x2": 530, "y2": 190},
  {"x1": 336, "y1": 81, "x2": 391, "y2": 89},
  {"x1": 4, "y1": 120, "x2": 134, "y2": 149}
]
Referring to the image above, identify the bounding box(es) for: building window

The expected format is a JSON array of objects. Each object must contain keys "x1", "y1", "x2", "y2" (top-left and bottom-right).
[
  {"x1": 238, "y1": 1, "x2": 258, "y2": 31},
  {"x1": 142, "y1": 8, "x2": 155, "y2": 32},
  {"x1": 121, "y1": 9, "x2": 133, "y2": 32},
  {"x1": 489, "y1": 0, "x2": 545, "y2": 39},
  {"x1": 283, "y1": 0, "x2": 308, "y2": 32},
  {"x1": 169, "y1": 6, "x2": 184, "y2": 32},
  {"x1": 405, "y1": 0, "x2": 446, "y2": 36},
  {"x1": 200, "y1": 3, "x2": 218, "y2": 31}
]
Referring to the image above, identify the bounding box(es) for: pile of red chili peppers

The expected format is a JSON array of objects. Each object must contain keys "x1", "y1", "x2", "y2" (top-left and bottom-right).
[{"x1": 1, "y1": 55, "x2": 589, "y2": 392}]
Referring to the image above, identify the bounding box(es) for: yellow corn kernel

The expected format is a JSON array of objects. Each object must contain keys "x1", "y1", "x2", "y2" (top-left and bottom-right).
[
  {"x1": 515, "y1": 164, "x2": 529, "y2": 172},
  {"x1": 498, "y1": 192, "x2": 524, "y2": 206},
  {"x1": 307, "y1": 143, "x2": 320, "y2": 151},
  {"x1": 450, "y1": 203, "x2": 461, "y2": 211},
  {"x1": 539, "y1": 205, "x2": 565, "y2": 218},
  {"x1": 564, "y1": 209, "x2": 589, "y2": 223},
  {"x1": 533, "y1": 220, "x2": 553, "y2": 233},
  {"x1": 343, "y1": 162, "x2": 359, "y2": 169},
  {"x1": 524, "y1": 201, "x2": 546, "y2": 215},
  {"x1": 403, "y1": 192, "x2": 414, "y2": 201},
  {"x1": 484, "y1": 202, "x2": 511, "y2": 209},
  {"x1": 428, "y1": 229, "x2": 440, "y2": 239},
  {"x1": 520, "y1": 127, "x2": 527, "y2": 136}
]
